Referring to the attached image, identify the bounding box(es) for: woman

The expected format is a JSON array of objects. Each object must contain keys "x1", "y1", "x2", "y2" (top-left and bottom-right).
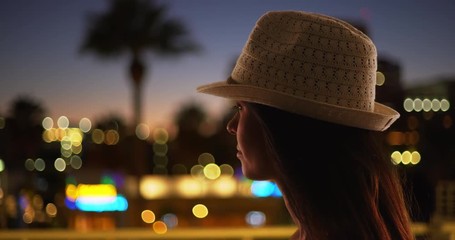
[{"x1": 197, "y1": 11, "x2": 413, "y2": 239}]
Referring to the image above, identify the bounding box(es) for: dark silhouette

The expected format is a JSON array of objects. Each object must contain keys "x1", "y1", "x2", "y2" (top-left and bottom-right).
[{"x1": 79, "y1": 0, "x2": 200, "y2": 128}]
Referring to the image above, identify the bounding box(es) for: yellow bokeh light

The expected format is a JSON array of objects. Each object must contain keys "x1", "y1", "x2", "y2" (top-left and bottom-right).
[
  {"x1": 57, "y1": 116, "x2": 69, "y2": 129},
  {"x1": 422, "y1": 98, "x2": 432, "y2": 112},
  {"x1": 401, "y1": 151, "x2": 412, "y2": 165},
  {"x1": 34, "y1": 158, "x2": 45, "y2": 171},
  {"x1": 153, "y1": 143, "x2": 168, "y2": 156},
  {"x1": 153, "y1": 128, "x2": 169, "y2": 144},
  {"x1": 42, "y1": 117, "x2": 53, "y2": 130},
  {"x1": 66, "y1": 184, "x2": 77, "y2": 201},
  {"x1": 72, "y1": 144, "x2": 82, "y2": 155},
  {"x1": 403, "y1": 98, "x2": 413, "y2": 112},
  {"x1": 70, "y1": 155, "x2": 83, "y2": 169},
  {"x1": 432, "y1": 99, "x2": 441, "y2": 111},
  {"x1": 135, "y1": 123, "x2": 150, "y2": 140},
  {"x1": 203, "y1": 163, "x2": 221, "y2": 180},
  {"x1": 141, "y1": 210, "x2": 156, "y2": 224},
  {"x1": 153, "y1": 221, "x2": 168, "y2": 234},
  {"x1": 198, "y1": 153, "x2": 215, "y2": 166},
  {"x1": 42, "y1": 129, "x2": 55, "y2": 143},
  {"x1": 67, "y1": 128, "x2": 83, "y2": 143},
  {"x1": 391, "y1": 151, "x2": 401, "y2": 165},
  {"x1": 376, "y1": 71, "x2": 385, "y2": 86},
  {"x1": 61, "y1": 136, "x2": 72, "y2": 150},
  {"x1": 172, "y1": 164, "x2": 187, "y2": 174},
  {"x1": 55, "y1": 128, "x2": 67, "y2": 141},
  {"x1": 411, "y1": 151, "x2": 421, "y2": 165},
  {"x1": 77, "y1": 184, "x2": 117, "y2": 197},
  {"x1": 79, "y1": 118, "x2": 92, "y2": 133},
  {"x1": 441, "y1": 99, "x2": 450, "y2": 111},
  {"x1": 211, "y1": 176, "x2": 237, "y2": 198},
  {"x1": 61, "y1": 148, "x2": 72, "y2": 158},
  {"x1": 192, "y1": 204, "x2": 208, "y2": 218},
  {"x1": 139, "y1": 176, "x2": 170, "y2": 199},
  {"x1": 414, "y1": 98, "x2": 423, "y2": 112},
  {"x1": 54, "y1": 158, "x2": 66, "y2": 172},
  {"x1": 190, "y1": 165, "x2": 204, "y2": 179},
  {"x1": 175, "y1": 176, "x2": 203, "y2": 198},
  {"x1": 220, "y1": 164, "x2": 234, "y2": 176},
  {"x1": 92, "y1": 129, "x2": 104, "y2": 144},
  {"x1": 25, "y1": 158, "x2": 35, "y2": 171}
]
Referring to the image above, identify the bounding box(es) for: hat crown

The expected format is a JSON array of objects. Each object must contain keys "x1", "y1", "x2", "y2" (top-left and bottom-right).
[
  {"x1": 231, "y1": 11, "x2": 378, "y2": 112},
  {"x1": 197, "y1": 10, "x2": 399, "y2": 131}
]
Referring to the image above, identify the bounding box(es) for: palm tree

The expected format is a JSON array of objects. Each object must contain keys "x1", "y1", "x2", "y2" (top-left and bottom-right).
[{"x1": 80, "y1": 0, "x2": 200, "y2": 129}]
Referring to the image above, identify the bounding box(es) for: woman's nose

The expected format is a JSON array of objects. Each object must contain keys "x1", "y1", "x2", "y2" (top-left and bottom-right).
[{"x1": 226, "y1": 116, "x2": 237, "y2": 135}]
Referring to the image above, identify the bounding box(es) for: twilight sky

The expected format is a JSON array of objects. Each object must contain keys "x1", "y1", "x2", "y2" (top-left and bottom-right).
[{"x1": 1, "y1": 0, "x2": 454, "y2": 129}]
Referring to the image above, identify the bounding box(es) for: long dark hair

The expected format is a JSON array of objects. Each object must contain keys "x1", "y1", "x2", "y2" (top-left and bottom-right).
[{"x1": 249, "y1": 102, "x2": 413, "y2": 240}]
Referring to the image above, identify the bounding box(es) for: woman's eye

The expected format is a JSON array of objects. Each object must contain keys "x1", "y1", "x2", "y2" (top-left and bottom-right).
[{"x1": 232, "y1": 104, "x2": 242, "y2": 112}]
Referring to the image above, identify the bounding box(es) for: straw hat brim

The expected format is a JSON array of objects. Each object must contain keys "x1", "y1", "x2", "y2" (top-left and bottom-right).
[{"x1": 197, "y1": 81, "x2": 400, "y2": 131}]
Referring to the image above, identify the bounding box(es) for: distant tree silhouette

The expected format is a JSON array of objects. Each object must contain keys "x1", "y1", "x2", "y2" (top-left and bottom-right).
[
  {"x1": 167, "y1": 102, "x2": 239, "y2": 172},
  {"x1": 168, "y1": 102, "x2": 208, "y2": 169},
  {"x1": 4, "y1": 95, "x2": 45, "y2": 170},
  {"x1": 80, "y1": 0, "x2": 200, "y2": 128}
]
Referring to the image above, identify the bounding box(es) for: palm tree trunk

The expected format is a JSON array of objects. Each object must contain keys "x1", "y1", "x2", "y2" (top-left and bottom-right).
[
  {"x1": 130, "y1": 55, "x2": 145, "y2": 128},
  {"x1": 133, "y1": 82, "x2": 142, "y2": 128}
]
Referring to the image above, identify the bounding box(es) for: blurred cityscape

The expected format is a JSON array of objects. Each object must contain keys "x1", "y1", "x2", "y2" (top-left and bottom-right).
[
  {"x1": 1, "y1": 1, "x2": 455, "y2": 239},
  {"x1": 2, "y1": 56, "x2": 455, "y2": 237}
]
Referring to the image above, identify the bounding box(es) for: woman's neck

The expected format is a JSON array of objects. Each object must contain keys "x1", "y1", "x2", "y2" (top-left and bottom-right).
[{"x1": 276, "y1": 182, "x2": 305, "y2": 239}]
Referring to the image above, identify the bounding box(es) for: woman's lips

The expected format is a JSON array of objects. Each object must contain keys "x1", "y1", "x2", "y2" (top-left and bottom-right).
[{"x1": 236, "y1": 148, "x2": 243, "y2": 160}]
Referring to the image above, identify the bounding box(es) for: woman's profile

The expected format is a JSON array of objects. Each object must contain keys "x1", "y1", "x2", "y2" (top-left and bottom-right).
[{"x1": 197, "y1": 11, "x2": 413, "y2": 240}]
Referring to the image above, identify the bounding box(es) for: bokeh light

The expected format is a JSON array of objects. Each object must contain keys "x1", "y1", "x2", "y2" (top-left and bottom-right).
[
  {"x1": 42, "y1": 117, "x2": 53, "y2": 130},
  {"x1": 152, "y1": 221, "x2": 167, "y2": 234},
  {"x1": 246, "y1": 211, "x2": 266, "y2": 227},
  {"x1": 192, "y1": 204, "x2": 208, "y2": 218},
  {"x1": 141, "y1": 210, "x2": 156, "y2": 223},
  {"x1": 79, "y1": 118, "x2": 92, "y2": 133},
  {"x1": 57, "y1": 116, "x2": 69, "y2": 129},
  {"x1": 45, "y1": 203, "x2": 57, "y2": 217},
  {"x1": 175, "y1": 176, "x2": 203, "y2": 198},
  {"x1": 34, "y1": 158, "x2": 45, "y2": 172},
  {"x1": 162, "y1": 213, "x2": 178, "y2": 229},
  {"x1": 376, "y1": 71, "x2": 385, "y2": 86},
  {"x1": 0, "y1": 159, "x2": 5, "y2": 172},
  {"x1": 70, "y1": 155, "x2": 82, "y2": 169},
  {"x1": 153, "y1": 128, "x2": 169, "y2": 144},
  {"x1": 54, "y1": 158, "x2": 66, "y2": 172},
  {"x1": 135, "y1": 123, "x2": 150, "y2": 140},
  {"x1": 220, "y1": 164, "x2": 234, "y2": 176},
  {"x1": 91, "y1": 129, "x2": 104, "y2": 144},
  {"x1": 203, "y1": 163, "x2": 221, "y2": 180},
  {"x1": 139, "y1": 176, "x2": 170, "y2": 199},
  {"x1": 25, "y1": 158, "x2": 35, "y2": 171},
  {"x1": 198, "y1": 153, "x2": 215, "y2": 166}
]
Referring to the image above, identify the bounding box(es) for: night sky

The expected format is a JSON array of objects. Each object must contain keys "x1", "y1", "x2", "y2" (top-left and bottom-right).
[{"x1": 1, "y1": 0, "x2": 454, "y2": 128}]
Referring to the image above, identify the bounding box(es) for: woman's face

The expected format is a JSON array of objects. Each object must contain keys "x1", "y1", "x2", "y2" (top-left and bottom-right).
[{"x1": 226, "y1": 101, "x2": 276, "y2": 180}]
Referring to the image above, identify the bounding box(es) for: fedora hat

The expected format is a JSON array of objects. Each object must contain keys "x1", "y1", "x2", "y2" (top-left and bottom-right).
[{"x1": 197, "y1": 11, "x2": 399, "y2": 131}]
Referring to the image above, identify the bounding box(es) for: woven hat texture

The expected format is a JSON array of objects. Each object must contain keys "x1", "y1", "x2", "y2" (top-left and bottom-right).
[{"x1": 197, "y1": 10, "x2": 399, "y2": 131}]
